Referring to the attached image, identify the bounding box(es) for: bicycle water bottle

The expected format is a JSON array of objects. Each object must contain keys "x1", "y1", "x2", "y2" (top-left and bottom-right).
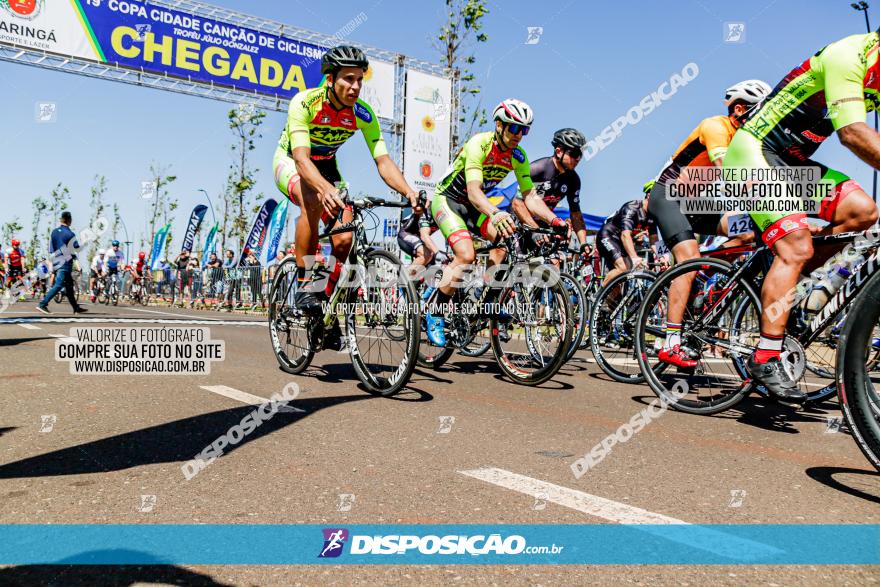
[{"x1": 805, "y1": 266, "x2": 850, "y2": 313}]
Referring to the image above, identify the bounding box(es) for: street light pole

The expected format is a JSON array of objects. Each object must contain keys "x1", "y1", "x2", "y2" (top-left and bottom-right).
[
  {"x1": 852, "y1": 1, "x2": 877, "y2": 201},
  {"x1": 118, "y1": 216, "x2": 131, "y2": 260}
]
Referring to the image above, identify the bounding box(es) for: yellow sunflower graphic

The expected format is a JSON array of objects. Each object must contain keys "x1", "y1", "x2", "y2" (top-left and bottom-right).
[{"x1": 421, "y1": 115, "x2": 436, "y2": 132}]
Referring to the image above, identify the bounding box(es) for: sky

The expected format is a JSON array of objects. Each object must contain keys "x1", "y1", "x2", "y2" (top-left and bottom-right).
[{"x1": 1, "y1": 0, "x2": 877, "y2": 258}]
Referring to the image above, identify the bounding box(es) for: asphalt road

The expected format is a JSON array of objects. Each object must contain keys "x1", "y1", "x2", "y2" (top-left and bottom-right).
[{"x1": 0, "y1": 301, "x2": 878, "y2": 585}]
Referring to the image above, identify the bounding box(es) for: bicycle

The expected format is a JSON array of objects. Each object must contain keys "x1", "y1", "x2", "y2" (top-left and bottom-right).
[
  {"x1": 129, "y1": 275, "x2": 151, "y2": 306},
  {"x1": 417, "y1": 224, "x2": 574, "y2": 385},
  {"x1": 634, "y1": 232, "x2": 872, "y2": 415},
  {"x1": 268, "y1": 189, "x2": 421, "y2": 397}
]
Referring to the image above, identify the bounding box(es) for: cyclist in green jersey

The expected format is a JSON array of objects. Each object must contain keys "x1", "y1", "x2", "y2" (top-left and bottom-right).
[
  {"x1": 426, "y1": 98, "x2": 537, "y2": 346},
  {"x1": 273, "y1": 45, "x2": 421, "y2": 320},
  {"x1": 724, "y1": 32, "x2": 880, "y2": 402}
]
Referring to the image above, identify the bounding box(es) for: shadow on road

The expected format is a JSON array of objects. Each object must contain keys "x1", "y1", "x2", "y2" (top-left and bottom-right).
[
  {"x1": 0, "y1": 394, "x2": 372, "y2": 480},
  {"x1": 806, "y1": 466, "x2": 880, "y2": 504},
  {"x1": 0, "y1": 336, "x2": 50, "y2": 347},
  {"x1": 0, "y1": 551, "x2": 232, "y2": 586},
  {"x1": 0, "y1": 427, "x2": 17, "y2": 438}
]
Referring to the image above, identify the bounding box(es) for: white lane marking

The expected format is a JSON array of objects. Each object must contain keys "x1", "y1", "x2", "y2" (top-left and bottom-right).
[
  {"x1": 0, "y1": 317, "x2": 264, "y2": 326},
  {"x1": 459, "y1": 467, "x2": 782, "y2": 561},
  {"x1": 126, "y1": 307, "x2": 220, "y2": 320},
  {"x1": 460, "y1": 467, "x2": 683, "y2": 524},
  {"x1": 200, "y1": 385, "x2": 304, "y2": 413},
  {"x1": 18, "y1": 323, "x2": 41, "y2": 330},
  {"x1": 49, "y1": 333, "x2": 77, "y2": 343}
]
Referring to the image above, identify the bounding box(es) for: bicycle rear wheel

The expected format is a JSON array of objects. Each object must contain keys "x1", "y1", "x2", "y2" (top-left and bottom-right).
[
  {"x1": 268, "y1": 258, "x2": 314, "y2": 374},
  {"x1": 346, "y1": 249, "x2": 420, "y2": 396},
  {"x1": 838, "y1": 271, "x2": 880, "y2": 472}
]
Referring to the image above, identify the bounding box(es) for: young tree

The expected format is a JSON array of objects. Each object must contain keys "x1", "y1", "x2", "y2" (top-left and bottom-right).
[
  {"x1": 45, "y1": 183, "x2": 70, "y2": 243},
  {"x1": 227, "y1": 105, "x2": 266, "y2": 252},
  {"x1": 146, "y1": 162, "x2": 177, "y2": 246},
  {"x1": 2, "y1": 218, "x2": 24, "y2": 246},
  {"x1": 88, "y1": 174, "x2": 108, "y2": 258},
  {"x1": 435, "y1": 0, "x2": 489, "y2": 153},
  {"x1": 30, "y1": 196, "x2": 49, "y2": 265}
]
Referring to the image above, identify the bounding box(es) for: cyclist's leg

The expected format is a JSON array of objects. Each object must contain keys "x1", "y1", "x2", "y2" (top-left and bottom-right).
[
  {"x1": 432, "y1": 195, "x2": 478, "y2": 296},
  {"x1": 598, "y1": 233, "x2": 630, "y2": 286},
  {"x1": 648, "y1": 181, "x2": 700, "y2": 354}
]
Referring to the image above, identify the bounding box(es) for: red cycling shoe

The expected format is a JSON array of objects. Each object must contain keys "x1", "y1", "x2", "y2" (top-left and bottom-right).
[{"x1": 657, "y1": 344, "x2": 698, "y2": 368}]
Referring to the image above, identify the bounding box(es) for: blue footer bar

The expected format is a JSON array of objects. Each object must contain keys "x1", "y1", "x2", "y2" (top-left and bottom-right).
[{"x1": 1, "y1": 525, "x2": 877, "y2": 565}]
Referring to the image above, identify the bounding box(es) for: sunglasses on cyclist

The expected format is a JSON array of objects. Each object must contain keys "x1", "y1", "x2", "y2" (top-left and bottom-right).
[
  {"x1": 567, "y1": 148, "x2": 583, "y2": 159},
  {"x1": 506, "y1": 123, "x2": 530, "y2": 136}
]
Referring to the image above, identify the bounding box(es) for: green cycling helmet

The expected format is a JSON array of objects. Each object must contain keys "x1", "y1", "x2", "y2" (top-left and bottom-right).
[{"x1": 643, "y1": 180, "x2": 656, "y2": 195}]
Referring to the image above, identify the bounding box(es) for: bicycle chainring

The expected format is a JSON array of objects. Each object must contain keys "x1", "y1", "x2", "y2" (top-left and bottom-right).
[{"x1": 780, "y1": 336, "x2": 807, "y2": 382}]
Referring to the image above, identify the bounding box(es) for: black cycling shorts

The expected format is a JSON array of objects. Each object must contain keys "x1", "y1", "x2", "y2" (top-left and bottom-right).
[
  {"x1": 597, "y1": 231, "x2": 632, "y2": 270},
  {"x1": 647, "y1": 182, "x2": 722, "y2": 250},
  {"x1": 397, "y1": 231, "x2": 423, "y2": 257}
]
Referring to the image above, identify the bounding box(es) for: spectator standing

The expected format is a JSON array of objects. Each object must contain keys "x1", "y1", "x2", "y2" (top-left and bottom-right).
[{"x1": 38, "y1": 211, "x2": 86, "y2": 314}]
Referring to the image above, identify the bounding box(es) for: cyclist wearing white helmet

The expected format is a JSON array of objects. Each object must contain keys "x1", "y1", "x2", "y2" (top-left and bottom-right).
[
  {"x1": 647, "y1": 80, "x2": 769, "y2": 368},
  {"x1": 425, "y1": 98, "x2": 538, "y2": 347}
]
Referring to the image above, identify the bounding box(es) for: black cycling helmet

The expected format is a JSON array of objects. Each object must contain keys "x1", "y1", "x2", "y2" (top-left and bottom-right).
[
  {"x1": 321, "y1": 45, "x2": 369, "y2": 75},
  {"x1": 551, "y1": 128, "x2": 587, "y2": 150}
]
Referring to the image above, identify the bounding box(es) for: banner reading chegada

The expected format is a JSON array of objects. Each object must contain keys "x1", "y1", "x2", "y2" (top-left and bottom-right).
[{"x1": 0, "y1": 0, "x2": 369, "y2": 101}]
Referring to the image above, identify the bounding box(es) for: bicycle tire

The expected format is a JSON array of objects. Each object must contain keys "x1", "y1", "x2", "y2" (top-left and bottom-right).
[
  {"x1": 346, "y1": 249, "x2": 420, "y2": 396},
  {"x1": 559, "y1": 272, "x2": 588, "y2": 362},
  {"x1": 589, "y1": 270, "x2": 658, "y2": 383},
  {"x1": 837, "y1": 270, "x2": 880, "y2": 472},
  {"x1": 268, "y1": 258, "x2": 314, "y2": 375},
  {"x1": 490, "y1": 263, "x2": 572, "y2": 385}
]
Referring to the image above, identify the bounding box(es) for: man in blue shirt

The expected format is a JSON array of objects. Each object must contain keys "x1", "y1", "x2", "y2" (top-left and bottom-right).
[{"x1": 38, "y1": 211, "x2": 87, "y2": 313}]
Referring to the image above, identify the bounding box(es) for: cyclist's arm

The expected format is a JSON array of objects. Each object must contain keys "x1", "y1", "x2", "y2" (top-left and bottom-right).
[
  {"x1": 466, "y1": 180, "x2": 500, "y2": 217},
  {"x1": 701, "y1": 117, "x2": 730, "y2": 167},
  {"x1": 837, "y1": 122, "x2": 880, "y2": 168},
  {"x1": 510, "y1": 197, "x2": 539, "y2": 228},
  {"x1": 419, "y1": 226, "x2": 439, "y2": 255},
  {"x1": 523, "y1": 190, "x2": 558, "y2": 225},
  {"x1": 567, "y1": 177, "x2": 587, "y2": 244},
  {"x1": 570, "y1": 210, "x2": 588, "y2": 244},
  {"x1": 375, "y1": 155, "x2": 419, "y2": 207},
  {"x1": 620, "y1": 230, "x2": 640, "y2": 259}
]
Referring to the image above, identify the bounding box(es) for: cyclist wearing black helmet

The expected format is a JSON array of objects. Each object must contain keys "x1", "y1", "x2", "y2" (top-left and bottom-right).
[
  {"x1": 273, "y1": 45, "x2": 421, "y2": 318},
  {"x1": 510, "y1": 128, "x2": 589, "y2": 249}
]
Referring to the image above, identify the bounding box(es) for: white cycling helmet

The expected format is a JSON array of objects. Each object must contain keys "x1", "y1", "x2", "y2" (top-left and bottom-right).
[
  {"x1": 493, "y1": 98, "x2": 534, "y2": 125},
  {"x1": 724, "y1": 79, "x2": 772, "y2": 107},
  {"x1": 96, "y1": 249, "x2": 105, "y2": 256}
]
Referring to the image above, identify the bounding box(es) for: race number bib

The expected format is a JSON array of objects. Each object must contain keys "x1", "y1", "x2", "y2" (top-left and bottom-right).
[
  {"x1": 655, "y1": 237, "x2": 669, "y2": 258},
  {"x1": 727, "y1": 214, "x2": 752, "y2": 236}
]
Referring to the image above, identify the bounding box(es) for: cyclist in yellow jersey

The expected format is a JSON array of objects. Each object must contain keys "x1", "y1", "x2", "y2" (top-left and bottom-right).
[
  {"x1": 724, "y1": 32, "x2": 880, "y2": 401},
  {"x1": 273, "y1": 45, "x2": 421, "y2": 321},
  {"x1": 425, "y1": 99, "x2": 537, "y2": 346}
]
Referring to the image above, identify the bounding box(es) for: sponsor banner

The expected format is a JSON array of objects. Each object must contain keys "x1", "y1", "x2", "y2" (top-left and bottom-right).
[
  {"x1": 259, "y1": 198, "x2": 288, "y2": 267},
  {"x1": 1, "y1": 0, "x2": 340, "y2": 99},
  {"x1": 181, "y1": 204, "x2": 208, "y2": 253},
  {"x1": 149, "y1": 222, "x2": 170, "y2": 271},
  {"x1": 403, "y1": 69, "x2": 452, "y2": 193},
  {"x1": 0, "y1": 525, "x2": 878, "y2": 564},
  {"x1": 360, "y1": 58, "x2": 395, "y2": 120},
  {"x1": 201, "y1": 223, "x2": 218, "y2": 267},
  {"x1": 241, "y1": 198, "x2": 277, "y2": 264}
]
